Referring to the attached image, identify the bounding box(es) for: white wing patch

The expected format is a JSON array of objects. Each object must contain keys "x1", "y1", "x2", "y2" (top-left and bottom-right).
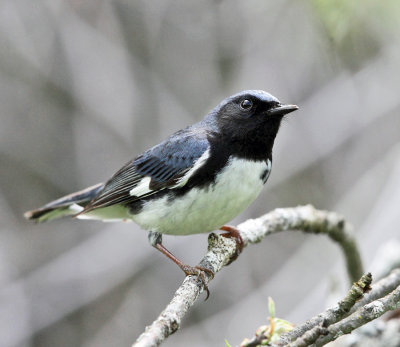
[
  {"x1": 69, "y1": 203, "x2": 84, "y2": 213},
  {"x1": 129, "y1": 176, "x2": 152, "y2": 196},
  {"x1": 173, "y1": 148, "x2": 210, "y2": 188}
]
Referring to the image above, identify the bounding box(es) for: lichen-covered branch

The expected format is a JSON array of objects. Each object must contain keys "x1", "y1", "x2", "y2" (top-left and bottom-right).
[
  {"x1": 314, "y1": 281, "x2": 400, "y2": 346},
  {"x1": 133, "y1": 233, "x2": 236, "y2": 347},
  {"x1": 286, "y1": 326, "x2": 328, "y2": 347},
  {"x1": 350, "y1": 268, "x2": 400, "y2": 313},
  {"x1": 277, "y1": 273, "x2": 372, "y2": 346},
  {"x1": 132, "y1": 205, "x2": 362, "y2": 347},
  {"x1": 271, "y1": 269, "x2": 400, "y2": 347}
]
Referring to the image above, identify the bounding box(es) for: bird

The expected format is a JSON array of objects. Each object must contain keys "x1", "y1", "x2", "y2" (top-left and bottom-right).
[{"x1": 25, "y1": 90, "x2": 298, "y2": 298}]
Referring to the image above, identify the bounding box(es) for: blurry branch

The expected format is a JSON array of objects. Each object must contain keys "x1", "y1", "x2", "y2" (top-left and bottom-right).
[{"x1": 132, "y1": 205, "x2": 362, "y2": 347}]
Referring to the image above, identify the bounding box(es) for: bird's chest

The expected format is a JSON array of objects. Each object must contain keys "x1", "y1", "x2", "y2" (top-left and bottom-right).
[
  {"x1": 134, "y1": 157, "x2": 271, "y2": 235},
  {"x1": 198, "y1": 157, "x2": 271, "y2": 214}
]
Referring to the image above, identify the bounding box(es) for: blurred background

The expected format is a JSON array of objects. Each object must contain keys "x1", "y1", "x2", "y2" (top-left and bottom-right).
[{"x1": 1, "y1": 0, "x2": 400, "y2": 346}]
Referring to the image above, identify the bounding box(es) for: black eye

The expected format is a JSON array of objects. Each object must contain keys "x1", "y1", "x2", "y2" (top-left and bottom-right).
[{"x1": 240, "y1": 99, "x2": 253, "y2": 110}]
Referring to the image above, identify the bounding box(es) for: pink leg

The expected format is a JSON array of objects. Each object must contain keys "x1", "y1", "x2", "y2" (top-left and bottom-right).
[{"x1": 154, "y1": 242, "x2": 214, "y2": 300}]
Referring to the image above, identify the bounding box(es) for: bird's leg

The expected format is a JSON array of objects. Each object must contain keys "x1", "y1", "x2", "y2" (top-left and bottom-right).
[
  {"x1": 219, "y1": 225, "x2": 244, "y2": 263},
  {"x1": 148, "y1": 231, "x2": 214, "y2": 300}
]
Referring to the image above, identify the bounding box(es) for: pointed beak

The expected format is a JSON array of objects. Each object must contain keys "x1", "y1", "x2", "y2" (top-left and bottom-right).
[{"x1": 267, "y1": 104, "x2": 299, "y2": 116}]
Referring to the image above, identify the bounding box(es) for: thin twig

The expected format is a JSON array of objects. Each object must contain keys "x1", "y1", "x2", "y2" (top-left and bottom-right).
[
  {"x1": 314, "y1": 283, "x2": 400, "y2": 346},
  {"x1": 287, "y1": 326, "x2": 329, "y2": 347},
  {"x1": 350, "y1": 268, "x2": 400, "y2": 313},
  {"x1": 278, "y1": 273, "x2": 372, "y2": 346},
  {"x1": 132, "y1": 205, "x2": 362, "y2": 347},
  {"x1": 273, "y1": 269, "x2": 400, "y2": 347}
]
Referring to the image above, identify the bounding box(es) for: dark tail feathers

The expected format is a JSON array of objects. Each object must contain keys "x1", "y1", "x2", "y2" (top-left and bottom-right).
[{"x1": 24, "y1": 183, "x2": 104, "y2": 222}]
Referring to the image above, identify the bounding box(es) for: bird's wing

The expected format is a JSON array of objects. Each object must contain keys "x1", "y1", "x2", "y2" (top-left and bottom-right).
[{"x1": 82, "y1": 130, "x2": 210, "y2": 212}]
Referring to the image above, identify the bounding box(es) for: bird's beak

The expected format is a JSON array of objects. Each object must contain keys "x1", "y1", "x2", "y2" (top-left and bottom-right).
[{"x1": 268, "y1": 104, "x2": 299, "y2": 116}]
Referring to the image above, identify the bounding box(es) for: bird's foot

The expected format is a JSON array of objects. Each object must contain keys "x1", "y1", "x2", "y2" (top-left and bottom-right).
[
  {"x1": 149, "y1": 232, "x2": 214, "y2": 300},
  {"x1": 179, "y1": 264, "x2": 214, "y2": 300},
  {"x1": 220, "y1": 225, "x2": 244, "y2": 264}
]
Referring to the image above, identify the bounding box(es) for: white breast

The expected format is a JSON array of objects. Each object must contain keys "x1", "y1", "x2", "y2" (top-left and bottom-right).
[{"x1": 132, "y1": 157, "x2": 271, "y2": 235}]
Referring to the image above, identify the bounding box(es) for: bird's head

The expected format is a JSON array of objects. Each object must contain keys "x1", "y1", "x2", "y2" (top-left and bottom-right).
[{"x1": 212, "y1": 90, "x2": 298, "y2": 144}]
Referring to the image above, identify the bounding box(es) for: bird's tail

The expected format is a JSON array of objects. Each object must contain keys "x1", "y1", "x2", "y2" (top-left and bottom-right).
[{"x1": 24, "y1": 183, "x2": 104, "y2": 223}]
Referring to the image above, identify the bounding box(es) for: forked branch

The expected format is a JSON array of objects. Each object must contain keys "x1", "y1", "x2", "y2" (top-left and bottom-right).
[{"x1": 132, "y1": 205, "x2": 363, "y2": 347}]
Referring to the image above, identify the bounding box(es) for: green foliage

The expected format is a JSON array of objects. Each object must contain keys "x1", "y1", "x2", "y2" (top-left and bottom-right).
[
  {"x1": 312, "y1": 0, "x2": 400, "y2": 69},
  {"x1": 312, "y1": 0, "x2": 400, "y2": 42},
  {"x1": 224, "y1": 339, "x2": 232, "y2": 347},
  {"x1": 268, "y1": 296, "x2": 275, "y2": 319}
]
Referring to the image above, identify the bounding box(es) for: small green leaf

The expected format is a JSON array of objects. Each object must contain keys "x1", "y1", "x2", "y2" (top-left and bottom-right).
[
  {"x1": 268, "y1": 297, "x2": 275, "y2": 318},
  {"x1": 270, "y1": 318, "x2": 294, "y2": 343},
  {"x1": 224, "y1": 339, "x2": 232, "y2": 347}
]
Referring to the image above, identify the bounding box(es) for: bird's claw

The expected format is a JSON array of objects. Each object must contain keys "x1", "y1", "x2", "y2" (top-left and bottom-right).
[
  {"x1": 220, "y1": 225, "x2": 244, "y2": 264},
  {"x1": 180, "y1": 264, "x2": 214, "y2": 300}
]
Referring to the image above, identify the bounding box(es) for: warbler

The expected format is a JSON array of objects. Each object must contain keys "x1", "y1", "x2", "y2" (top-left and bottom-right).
[{"x1": 25, "y1": 90, "x2": 298, "y2": 297}]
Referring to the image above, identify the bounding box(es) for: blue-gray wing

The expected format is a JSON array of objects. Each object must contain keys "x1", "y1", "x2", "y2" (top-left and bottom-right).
[{"x1": 83, "y1": 130, "x2": 210, "y2": 211}]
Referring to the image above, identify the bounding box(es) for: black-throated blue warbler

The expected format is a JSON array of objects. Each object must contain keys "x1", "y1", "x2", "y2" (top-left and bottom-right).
[{"x1": 25, "y1": 90, "x2": 298, "y2": 297}]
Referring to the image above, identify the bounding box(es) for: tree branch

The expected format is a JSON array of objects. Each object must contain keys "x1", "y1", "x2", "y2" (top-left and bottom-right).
[
  {"x1": 132, "y1": 205, "x2": 362, "y2": 347},
  {"x1": 313, "y1": 275, "x2": 400, "y2": 346},
  {"x1": 277, "y1": 273, "x2": 372, "y2": 346},
  {"x1": 350, "y1": 268, "x2": 400, "y2": 313},
  {"x1": 273, "y1": 268, "x2": 400, "y2": 347}
]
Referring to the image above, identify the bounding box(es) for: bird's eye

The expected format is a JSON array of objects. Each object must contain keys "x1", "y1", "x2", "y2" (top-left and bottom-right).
[{"x1": 240, "y1": 99, "x2": 253, "y2": 110}]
